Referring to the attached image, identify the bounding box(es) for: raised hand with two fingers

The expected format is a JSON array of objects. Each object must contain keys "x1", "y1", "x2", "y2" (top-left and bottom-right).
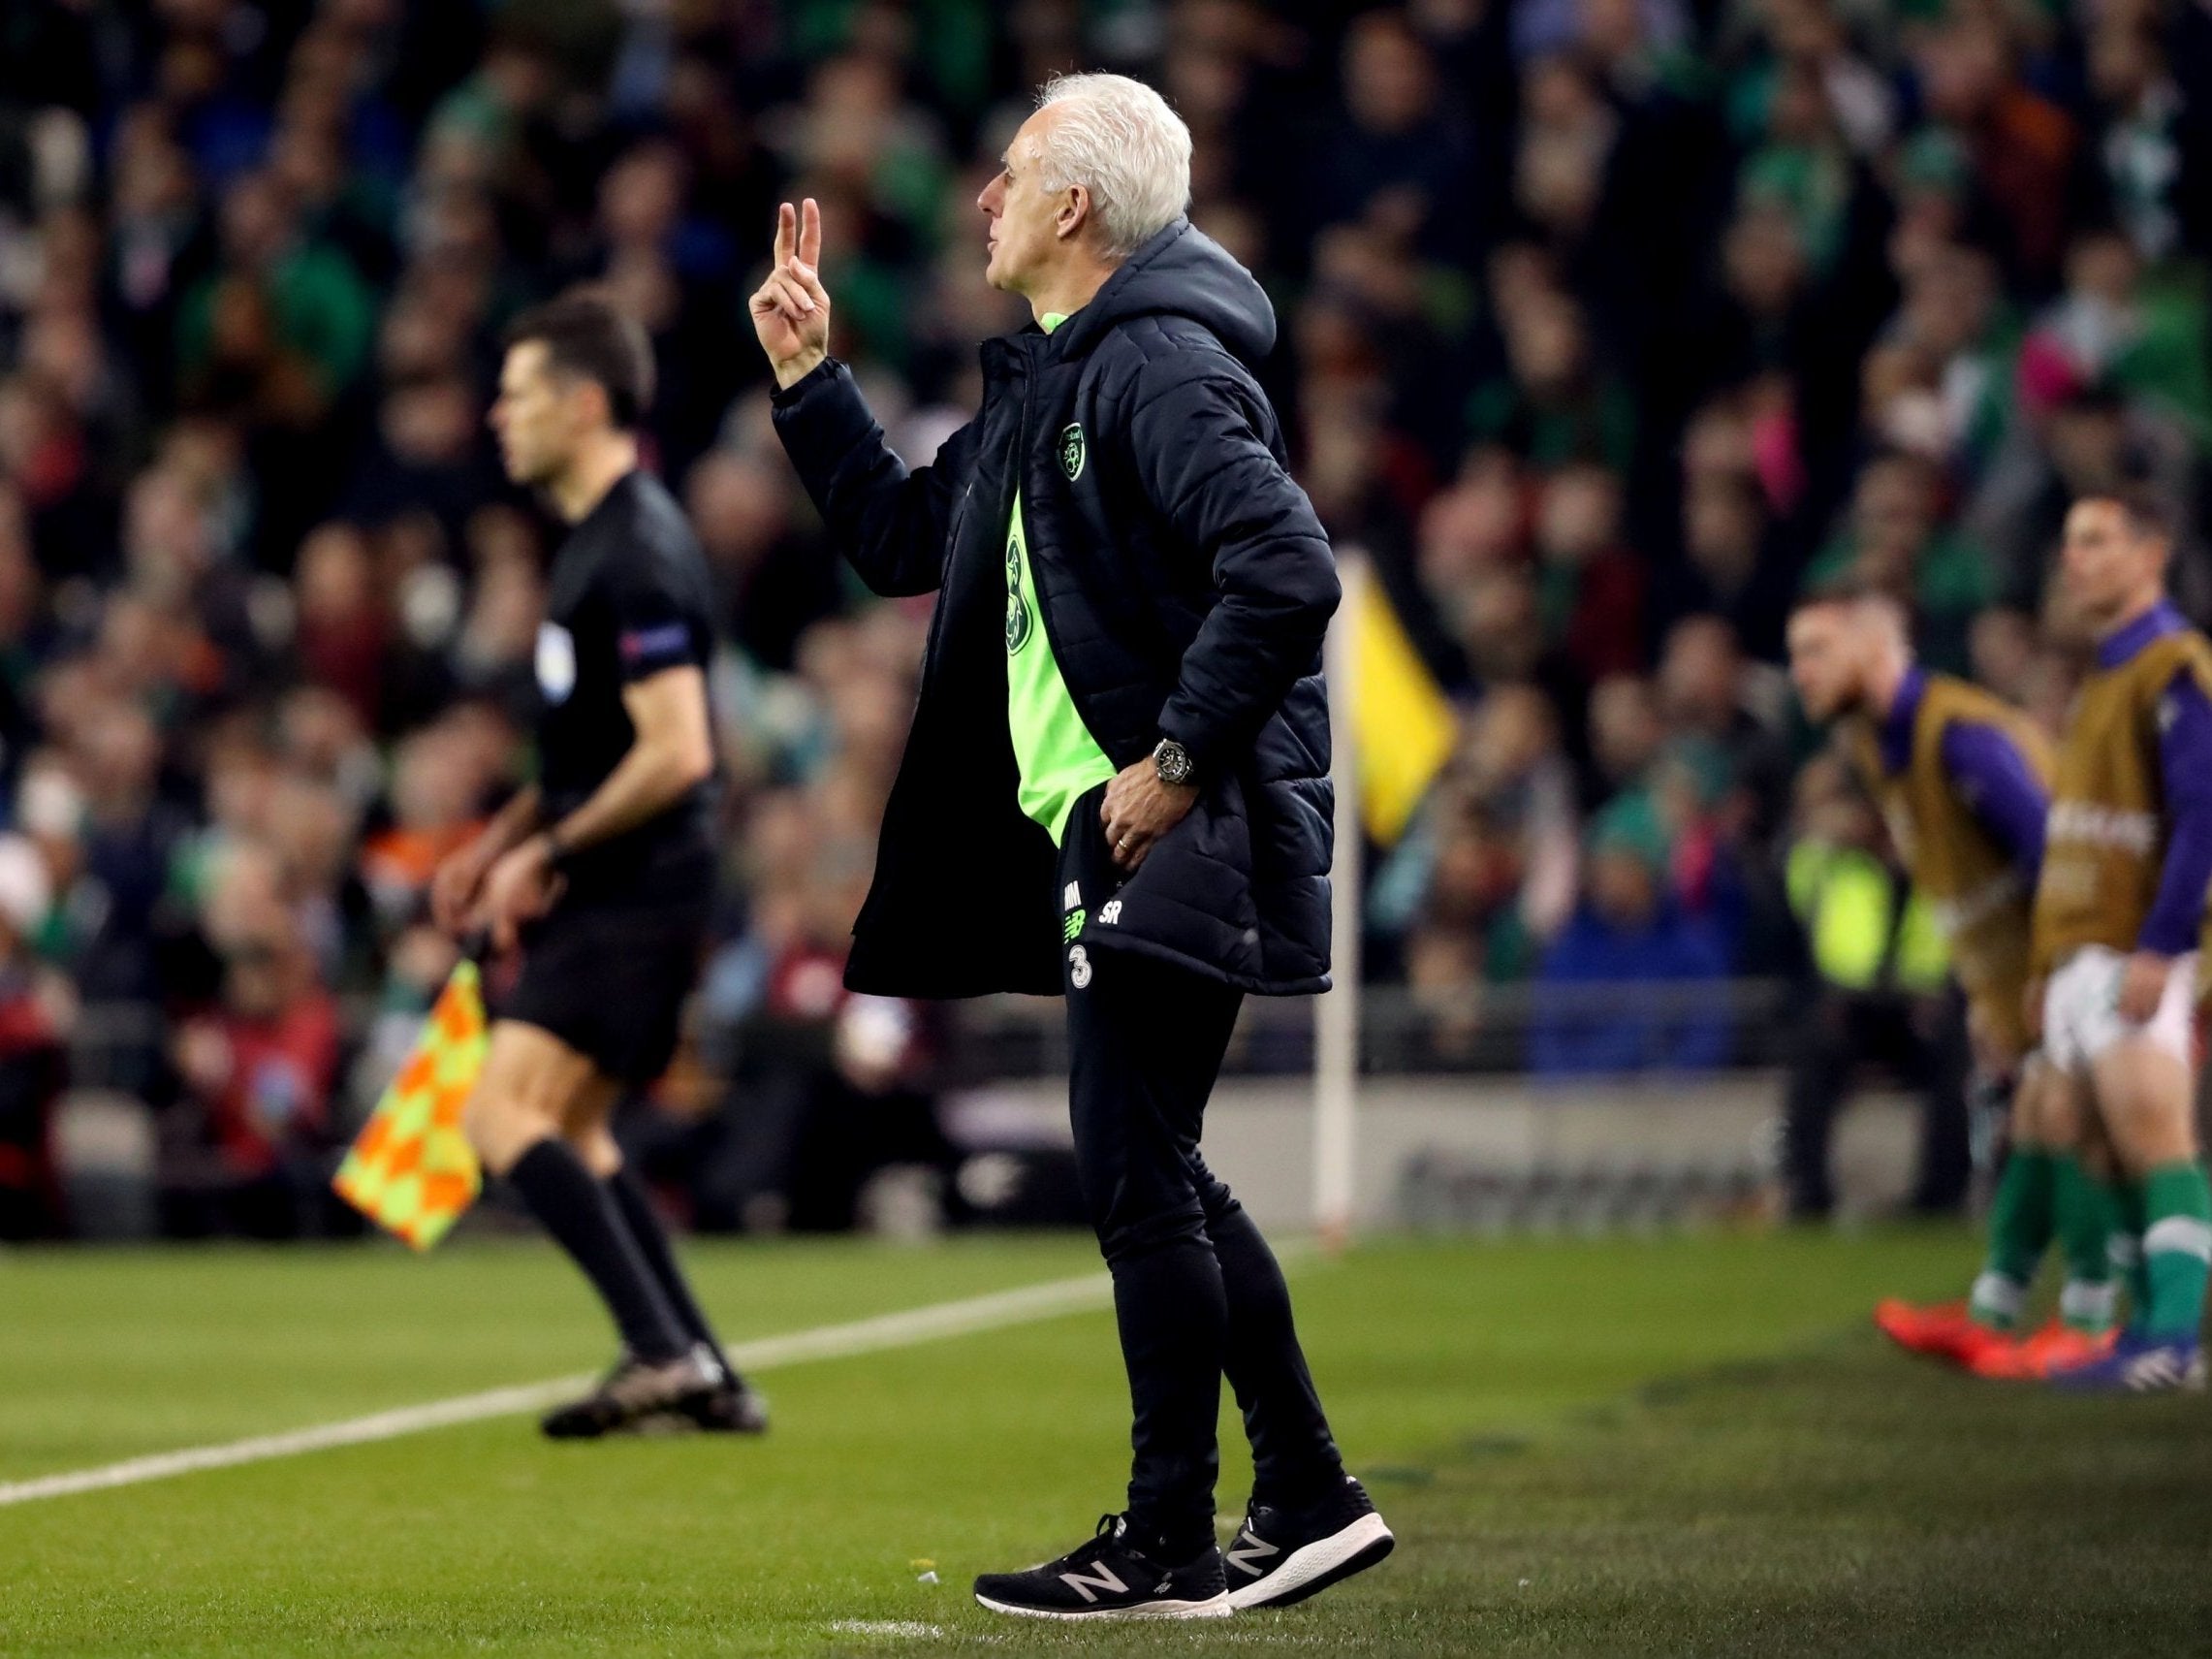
[{"x1": 749, "y1": 197, "x2": 832, "y2": 388}]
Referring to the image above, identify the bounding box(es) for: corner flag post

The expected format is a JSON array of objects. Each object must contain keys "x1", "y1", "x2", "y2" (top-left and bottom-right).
[{"x1": 1313, "y1": 552, "x2": 1365, "y2": 1253}]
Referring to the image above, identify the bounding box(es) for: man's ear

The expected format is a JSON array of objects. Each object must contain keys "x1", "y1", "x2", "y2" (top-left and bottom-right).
[
  {"x1": 568, "y1": 373, "x2": 615, "y2": 432},
  {"x1": 1056, "y1": 185, "x2": 1090, "y2": 243}
]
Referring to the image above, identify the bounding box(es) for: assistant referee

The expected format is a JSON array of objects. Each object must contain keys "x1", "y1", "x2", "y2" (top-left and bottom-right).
[
  {"x1": 757, "y1": 75, "x2": 1391, "y2": 1618},
  {"x1": 432, "y1": 294, "x2": 763, "y2": 1439}
]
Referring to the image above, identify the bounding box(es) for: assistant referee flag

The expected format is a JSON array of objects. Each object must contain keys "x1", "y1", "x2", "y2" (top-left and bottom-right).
[
  {"x1": 333, "y1": 962, "x2": 488, "y2": 1249},
  {"x1": 1350, "y1": 570, "x2": 1457, "y2": 845}
]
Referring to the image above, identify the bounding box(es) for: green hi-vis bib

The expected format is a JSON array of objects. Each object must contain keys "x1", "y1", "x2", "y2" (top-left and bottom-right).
[{"x1": 1005, "y1": 310, "x2": 1115, "y2": 845}]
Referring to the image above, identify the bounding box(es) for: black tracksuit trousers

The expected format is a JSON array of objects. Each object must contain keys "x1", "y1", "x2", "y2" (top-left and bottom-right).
[{"x1": 1059, "y1": 782, "x2": 1345, "y2": 1560}]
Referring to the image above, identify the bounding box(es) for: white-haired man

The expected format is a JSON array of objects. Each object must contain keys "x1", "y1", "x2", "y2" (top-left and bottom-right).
[{"x1": 752, "y1": 75, "x2": 1391, "y2": 1618}]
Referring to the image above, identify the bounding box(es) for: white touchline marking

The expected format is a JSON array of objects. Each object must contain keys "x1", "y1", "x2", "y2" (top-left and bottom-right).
[{"x1": 0, "y1": 1267, "x2": 1120, "y2": 1509}]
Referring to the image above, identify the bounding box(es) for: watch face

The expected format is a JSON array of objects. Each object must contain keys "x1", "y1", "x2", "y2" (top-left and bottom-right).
[{"x1": 1154, "y1": 742, "x2": 1192, "y2": 783}]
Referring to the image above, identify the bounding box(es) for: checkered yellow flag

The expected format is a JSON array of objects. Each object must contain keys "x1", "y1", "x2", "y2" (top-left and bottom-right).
[
  {"x1": 333, "y1": 962, "x2": 488, "y2": 1249},
  {"x1": 1350, "y1": 568, "x2": 1456, "y2": 845}
]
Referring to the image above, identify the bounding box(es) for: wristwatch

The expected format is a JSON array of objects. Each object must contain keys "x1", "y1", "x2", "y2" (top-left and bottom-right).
[{"x1": 1152, "y1": 738, "x2": 1194, "y2": 786}]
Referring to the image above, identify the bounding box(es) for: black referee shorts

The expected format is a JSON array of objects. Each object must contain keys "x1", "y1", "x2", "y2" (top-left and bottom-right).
[{"x1": 499, "y1": 902, "x2": 708, "y2": 1085}]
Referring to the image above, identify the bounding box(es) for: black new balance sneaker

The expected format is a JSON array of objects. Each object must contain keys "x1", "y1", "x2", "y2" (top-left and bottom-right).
[
  {"x1": 973, "y1": 1515, "x2": 1231, "y2": 1620},
  {"x1": 1223, "y1": 1476, "x2": 1394, "y2": 1610},
  {"x1": 540, "y1": 1349, "x2": 720, "y2": 1440}
]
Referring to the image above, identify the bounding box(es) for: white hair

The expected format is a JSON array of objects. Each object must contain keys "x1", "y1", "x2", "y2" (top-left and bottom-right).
[{"x1": 1033, "y1": 73, "x2": 1191, "y2": 260}]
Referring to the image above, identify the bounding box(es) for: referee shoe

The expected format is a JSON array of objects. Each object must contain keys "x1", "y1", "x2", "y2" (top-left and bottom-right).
[
  {"x1": 1223, "y1": 1476, "x2": 1395, "y2": 1610},
  {"x1": 669, "y1": 1345, "x2": 770, "y2": 1435},
  {"x1": 540, "y1": 1348, "x2": 721, "y2": 1439},
  {"x1": 973, "y1": 1515, "x2": 1231, "y2": 1620}
]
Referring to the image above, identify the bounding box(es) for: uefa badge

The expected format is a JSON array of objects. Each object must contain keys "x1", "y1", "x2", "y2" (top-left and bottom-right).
[{"x1": 534, "y1": 622, "x2": 577, "y2": 704}]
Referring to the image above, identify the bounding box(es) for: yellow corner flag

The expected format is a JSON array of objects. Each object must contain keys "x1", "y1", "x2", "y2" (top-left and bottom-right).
[
  {"x1": 1348, "y1": 563, "x2": 1457, "y2": 845},
  {"x1": 333, "y1": 961, "x2": 488, "y2": 1249}
]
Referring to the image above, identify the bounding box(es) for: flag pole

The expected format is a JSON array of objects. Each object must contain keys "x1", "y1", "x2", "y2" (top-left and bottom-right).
[{"x1": 1313, "y1": 552, "x2": 1364, "y2": 1254}]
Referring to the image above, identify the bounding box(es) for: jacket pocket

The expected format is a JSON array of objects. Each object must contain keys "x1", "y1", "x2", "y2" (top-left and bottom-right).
[{"x1": 1088, "y1": 774, "x2": 1261, "y2": 973}]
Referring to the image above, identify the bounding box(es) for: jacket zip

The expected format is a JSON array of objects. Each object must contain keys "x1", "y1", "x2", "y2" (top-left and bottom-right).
[{"x1": 1012, "y1": 335, "x2": 1122, "y2": 770}]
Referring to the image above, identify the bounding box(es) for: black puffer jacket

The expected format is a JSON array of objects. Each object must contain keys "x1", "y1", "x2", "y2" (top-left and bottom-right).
[{"x1": 771, "y1": 217, "x2": 1339, "y2": 998}]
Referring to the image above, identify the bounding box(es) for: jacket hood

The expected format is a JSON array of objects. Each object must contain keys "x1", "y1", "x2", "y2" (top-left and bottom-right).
[{"x1": 1050, "y1": 217, "x2": 1276, "y2": 367}]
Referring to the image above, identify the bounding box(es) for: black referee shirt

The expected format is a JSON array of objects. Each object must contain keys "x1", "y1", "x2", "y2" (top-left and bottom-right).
[{"x1": 534, "y1": 468, "x2": 719, "y2": 909}]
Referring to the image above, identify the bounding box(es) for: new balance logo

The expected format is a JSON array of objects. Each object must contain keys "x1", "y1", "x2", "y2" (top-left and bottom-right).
[
  {"x1": 1224, "y1": 1528, "x2": 1280, "y2": 1577},
  {"x1": 2127, "y1": 1352, "x2": 2187, "y2": 1391},
  {"x1": 1058, "y1": 1563, "x2": 1126, "y2": 1604}
]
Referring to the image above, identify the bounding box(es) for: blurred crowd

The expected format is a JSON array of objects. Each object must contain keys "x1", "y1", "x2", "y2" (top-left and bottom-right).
[{"x1": 0, "y1": 0, "x2": 2206, "y2": 1233}]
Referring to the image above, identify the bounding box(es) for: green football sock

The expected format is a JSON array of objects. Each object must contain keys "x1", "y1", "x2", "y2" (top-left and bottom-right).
[
  {"x1": 2136, "y1": 1161, "x2": 2212, "y2": 1341},
  {"x1": 1971, "y1": 1146, "x2": 2055, "y2": 1329},
  {"x1": 2050, "y1": 1154, "x2": 2120, "y2": 1333},
  {"x1": 2110, "y1": 1179, "x2": 2152, "y2": 1324}
]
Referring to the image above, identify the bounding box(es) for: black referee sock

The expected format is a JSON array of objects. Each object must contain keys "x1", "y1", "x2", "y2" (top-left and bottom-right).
[
  {"x1": 605, "y1": 1165, "x2": 737, "y2": 1379},
  {"x1": 508, "y1": 1140, "x2": 689, "y2": 1364}
]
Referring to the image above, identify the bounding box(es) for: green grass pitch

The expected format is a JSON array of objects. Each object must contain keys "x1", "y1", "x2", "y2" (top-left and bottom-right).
[{"x1": 4, "y1": 1228, "x2": 2210, "y2": 1657}]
